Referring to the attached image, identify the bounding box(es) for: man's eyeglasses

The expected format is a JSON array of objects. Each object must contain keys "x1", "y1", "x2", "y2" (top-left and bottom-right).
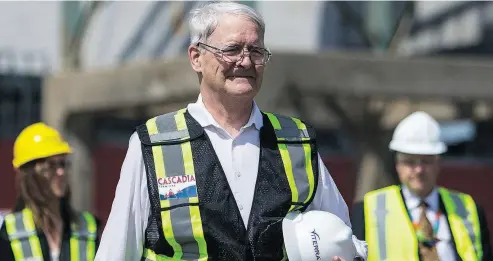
[
  {"x1": 396, "y1": 156, "x2": 438, "y2": 167},
  {"x1": 197, "y1": 42, "x2": 271, "y2": 65}
]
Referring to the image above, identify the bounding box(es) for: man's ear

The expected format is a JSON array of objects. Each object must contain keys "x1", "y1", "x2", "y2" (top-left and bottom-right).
[{"x1": 188, "y1": 45, "x2": 202, "y2": 73}]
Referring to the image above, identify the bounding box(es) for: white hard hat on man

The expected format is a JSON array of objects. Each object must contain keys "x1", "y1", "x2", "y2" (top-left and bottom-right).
[{"x1": 389, "y1": 111, "x2": 446, "y2": 155}]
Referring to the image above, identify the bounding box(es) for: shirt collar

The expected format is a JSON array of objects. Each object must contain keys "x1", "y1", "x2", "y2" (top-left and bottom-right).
[
  {"x1": 186, "y1": 94, "x2": 263, "y2": 131},
  {"x1": 401, "y1": 185, "x2": 439, "y2": 211}
]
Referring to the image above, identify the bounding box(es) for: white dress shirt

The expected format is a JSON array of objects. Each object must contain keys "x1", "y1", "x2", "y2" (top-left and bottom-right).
[
  {"x1": 95, "y1": 96, "x2": 368, "y2": 261},
  {"x1": 51, "y1": 251, "x2": 60, "y2": 261},
  {"x1": 401, "y1": 185, "x2": 456, "y2": 261}
]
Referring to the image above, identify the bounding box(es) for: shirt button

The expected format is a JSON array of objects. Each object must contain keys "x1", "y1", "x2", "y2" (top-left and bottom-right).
[
  {"x1": 236, "y1": 172, "x2": 241, "y2": 177},
  {"x1": 239, "y1": 204, "x2": 243, "y2": 210}
]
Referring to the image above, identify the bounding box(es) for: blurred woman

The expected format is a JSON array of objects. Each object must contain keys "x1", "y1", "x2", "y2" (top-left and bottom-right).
[{"x1": 0, "y1": 122, "x2": 100, "y2": 261}]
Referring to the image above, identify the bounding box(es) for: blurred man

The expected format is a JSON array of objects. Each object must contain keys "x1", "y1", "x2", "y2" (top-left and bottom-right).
[
  {"x1": 351, "y1": 111, "x2": 492, "y2": 261},
  {"x1": 96, "y1": 2, "x2": 367, "y2": 261}
]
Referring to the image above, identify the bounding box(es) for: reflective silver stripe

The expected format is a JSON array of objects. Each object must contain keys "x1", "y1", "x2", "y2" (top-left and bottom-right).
[
  {"x1": 79, "y1": 239, "x2": 88, "y2": 261},
  {"x1": 70, "y1": 212, "x2": 97, "y2": 261},
  {"x1": 5, "y1": 212, "x2": 36, "y2": 258},
  {"x1": 161, "y1": 143, "x2": 185, "y2": 177},
  {"x1": 265, "y1": 112, "x2": 317, "y2": 261},
  {"x1": 287, "y1": 143, "x2": 310, "y2": 205},
  {"x1": 21, "y1": 240, "x2": 33, "y2": 259},
  {"x1": 72, "y1": 213, "x2": 97, "y2": 239},
  {"x1": 374, "y1": 193, "x2": 388, "y2": 261},
  {"x1": 274, "y1": 128, "x2": 310, "y2": 140},
  {"x1": 269, "y1": 114, "x2": 314, "y2": 206},
  {"x1": 275, "y1": 114, "x2": 310, "y2": 139},
  {"x1": 151, "y1": 111, "x2": 190, "y2": 143},
  {"x1": 450, "y1": 193, "x2": 476, "y2": 250},
  {"x1": 13, "y1": 212, "x2": 34, "y2": 258},
  {"x1": 155, "y1": 112, "x2": 200, "y2": 260},
  {"x1": 150, "y1": 129, "x2": 190, "y2": 143},
  {"x1": 154, "y1": 111, "x2": 190, "y2": 139},
  {"x1": 7, "y1": 230, "x2": 36, "y2": 240},
  {"x1": 7, "y1": 212, "x2": 36, "y2": 240}
]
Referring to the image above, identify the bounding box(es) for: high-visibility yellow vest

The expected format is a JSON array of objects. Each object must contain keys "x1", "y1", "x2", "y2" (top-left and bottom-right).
[
  {"x1": 5, "y1": 208, "x2": 97, "y2": 261},
  {"x1": 137, "y1": 109, "x2": 318, "y2": 261},
  {"x1": 364, "y1": 185, "x2": 483, "y2": 261}
]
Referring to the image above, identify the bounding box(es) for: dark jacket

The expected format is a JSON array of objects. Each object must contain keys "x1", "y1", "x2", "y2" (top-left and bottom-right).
[
  {"x1": 0, "y1": 199, "x2": 100, "y2": 261},
  {"x1": 350, "y1": 189, "x2": 493, "y2": 261}
]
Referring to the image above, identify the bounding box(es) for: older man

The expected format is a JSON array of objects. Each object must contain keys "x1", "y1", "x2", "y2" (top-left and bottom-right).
[
  {"x1": 351, "y1": 111, "x2": 492, "y2": 261},
  {"x1": 95, "y1": 2, "x2": 367, "y2": 261}
]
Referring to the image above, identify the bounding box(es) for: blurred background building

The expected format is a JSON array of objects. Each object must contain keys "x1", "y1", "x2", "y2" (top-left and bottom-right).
[{"x1": 1, "y1": 1, "x2": 493, "y2": 241}]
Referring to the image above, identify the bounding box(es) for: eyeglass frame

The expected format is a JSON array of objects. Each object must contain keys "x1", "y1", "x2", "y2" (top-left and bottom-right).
[
  {"x1": 396, "y1": 154, "x2": 439, "y2": 167},
  {"x1": 196, "y1": 42, "x2": 272, "y2": 65}
]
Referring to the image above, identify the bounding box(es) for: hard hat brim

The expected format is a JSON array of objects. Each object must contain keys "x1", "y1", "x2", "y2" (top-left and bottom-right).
[
  {"x1": 389, "y1": 141, "x2": 447, "y2": 155},
  {"x1": 12, "y1": 142, "x2": 72, "y2": 168},
  {"x1": 282, "y1": 212, "x2": 304, "y2": 261}
]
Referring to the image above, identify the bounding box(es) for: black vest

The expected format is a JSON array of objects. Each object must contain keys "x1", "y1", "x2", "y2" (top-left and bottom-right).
[{"x1": 137, "y1": 110, "x2": 319, "y2": 261}]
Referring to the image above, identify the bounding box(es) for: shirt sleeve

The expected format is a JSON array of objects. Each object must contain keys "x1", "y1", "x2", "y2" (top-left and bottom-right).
[
  {"x1": 94, "y1": 132, "x2": 150, "y2": 261},
  {"x1": 306, "y1": 154, "x2": 368, "y2": 260},
  {"x1": 305, "y1": 154, "x2": 351, "y2": 225}
]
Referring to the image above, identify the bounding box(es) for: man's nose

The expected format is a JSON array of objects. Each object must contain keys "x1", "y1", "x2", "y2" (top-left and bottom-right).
[
  {"x1": 236, "y1": 51, "x2": 253, "y2": 69},
  {"x1": 413, "y1": 164, "x2": 425, "y2": 173}
]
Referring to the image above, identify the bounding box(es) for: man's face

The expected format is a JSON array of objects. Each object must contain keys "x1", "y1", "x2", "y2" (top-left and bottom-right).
[
  {"x1": 396, "y1": 153, "x2": 440, "y2": 197},
  {"x1": 189, "y1": 14, "x2": 266, "y2": 99}
]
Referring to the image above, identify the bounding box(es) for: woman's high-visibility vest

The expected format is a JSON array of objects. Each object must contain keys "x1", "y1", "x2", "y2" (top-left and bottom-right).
[
  {"x1": 4, "y1": 208, "x2": 97, "y2": 261},
  {"x1": 364, "y1": 185, "x2": 482, "y2": 261},
  {"x1": 137, "y1": 109, "x2": 319, "y2": 261}
]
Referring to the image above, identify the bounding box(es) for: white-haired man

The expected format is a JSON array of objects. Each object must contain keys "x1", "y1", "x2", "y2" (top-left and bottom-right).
[{"x1": 96, "y1": 2, "x2": 367, "y2": 261}]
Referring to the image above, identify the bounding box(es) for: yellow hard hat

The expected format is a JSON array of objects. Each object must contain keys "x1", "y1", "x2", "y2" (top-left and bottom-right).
[{"x1": 13, "y1": 122, "x2": 72, "y2": 168}]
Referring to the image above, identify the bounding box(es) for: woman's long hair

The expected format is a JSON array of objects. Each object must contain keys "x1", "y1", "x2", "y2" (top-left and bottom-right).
[{"x1": 14, "y1": 160, "x2": 78, "y2": 234}]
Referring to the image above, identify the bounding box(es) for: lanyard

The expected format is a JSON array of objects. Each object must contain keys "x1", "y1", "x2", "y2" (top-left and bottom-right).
[{"x1": 408, "y1": 207, "x2": 441, "y2": 246}]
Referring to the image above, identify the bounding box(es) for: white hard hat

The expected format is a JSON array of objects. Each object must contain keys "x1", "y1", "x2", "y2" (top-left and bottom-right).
[
  {"x1": 389, "y1": 111, "x2": 447, "y2": 155},
  {"x1": 282, "y1": 210, "x2": 356, "y2": 261}
]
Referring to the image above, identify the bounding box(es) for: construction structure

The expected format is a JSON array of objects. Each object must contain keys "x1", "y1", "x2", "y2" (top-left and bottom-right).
[{"x1": 42, "y1": 50, "x2": 493, "y2": 224}]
